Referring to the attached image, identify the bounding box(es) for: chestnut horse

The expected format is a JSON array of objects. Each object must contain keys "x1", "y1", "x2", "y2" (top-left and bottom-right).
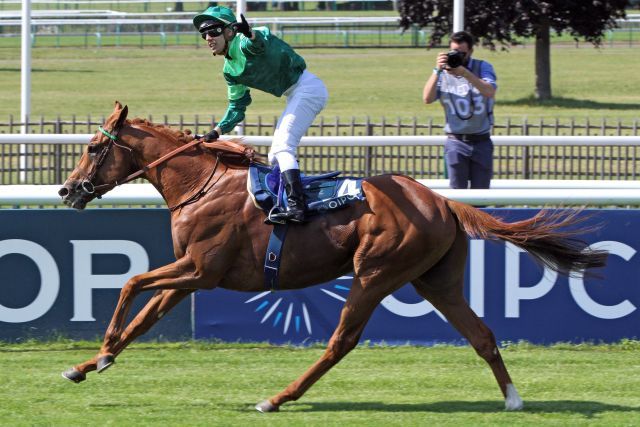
[{"x1": 59, "y1": 102, "x2": 606, "y2": 412}]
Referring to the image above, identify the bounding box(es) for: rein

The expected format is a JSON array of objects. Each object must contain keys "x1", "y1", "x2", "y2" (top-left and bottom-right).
[
  {"x1": 168, "y1": 154, "x2": 225, "y2": 212},
  {"x1": 85, "y1": 124, "x2": 246, "y2": 210},
  {"x1": 92, "y1": 134, "x2": 203, "y2": 193}
]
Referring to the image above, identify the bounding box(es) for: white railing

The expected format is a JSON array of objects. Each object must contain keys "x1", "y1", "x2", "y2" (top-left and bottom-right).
[
  {"x1": 0, "y1": 16, "x2": 399, "y2": 26},
  {"x1": 1, "y1": 0, "x2": 390, "y2": 3},
  {"x1": 4, "y1": 184, "x2": 640, "y2": 206},
  {"x1": 2, "y1": 134, "x2": 640, "y2": 206},
  {"x1": 3, "y1": 134, "x2": 640, "y2": 147}
]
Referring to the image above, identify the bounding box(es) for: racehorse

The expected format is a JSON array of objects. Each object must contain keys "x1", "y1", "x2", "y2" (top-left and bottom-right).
[{"x1": 59, "y1": 102, "x2": 607, "y2": 412}]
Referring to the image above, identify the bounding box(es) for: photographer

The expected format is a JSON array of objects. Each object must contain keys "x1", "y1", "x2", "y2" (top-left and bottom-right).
[{"x1": 423, "y1": 31, "x2": 497, "y2": 189}]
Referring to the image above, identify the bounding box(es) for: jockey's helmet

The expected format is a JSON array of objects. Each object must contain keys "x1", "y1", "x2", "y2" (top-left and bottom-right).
[{"x1": 193, "y1": 6, "x2": 237, "y2": 30}]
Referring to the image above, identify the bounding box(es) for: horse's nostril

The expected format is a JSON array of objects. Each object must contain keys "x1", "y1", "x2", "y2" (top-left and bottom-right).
[{"x1": 58, "y1": 187, "x2": 69, "y2": 197}]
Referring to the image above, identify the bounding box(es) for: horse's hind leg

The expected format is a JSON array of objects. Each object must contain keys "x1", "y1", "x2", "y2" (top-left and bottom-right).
[
  {"x1": 412, "y1": 229, "x2": 524, "y2": 411},
  {"x1": 62, "y1": 288, "x2": 192, "y2": 382},
  {"x1": 421, "y1": 288, "x2": 524, "y2": 410},
  {"x1": 256, "y1": 275, "x2": 390, "y2": 412}
]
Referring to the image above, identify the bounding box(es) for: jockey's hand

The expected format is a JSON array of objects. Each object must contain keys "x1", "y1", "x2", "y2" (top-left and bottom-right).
[
  {"x1": 235, "y1": 14, "x2": 252, "y2": 38},
  {"x1": 203, "y1": 129, "x2": 219, "y2": 142}
]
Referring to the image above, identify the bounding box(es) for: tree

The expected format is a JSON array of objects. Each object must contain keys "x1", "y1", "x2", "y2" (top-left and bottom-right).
[{"x1": 398, "y1": 0, "x2": 629, "y2": 100}]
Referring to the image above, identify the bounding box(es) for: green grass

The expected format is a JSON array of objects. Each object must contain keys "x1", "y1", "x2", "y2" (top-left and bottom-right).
[
  {"x1": 1, "y1": 46, "x2": 639, "y2": 124},
  {"x1": 1, "y1": 340, "x2": 639, "y2": 425}
]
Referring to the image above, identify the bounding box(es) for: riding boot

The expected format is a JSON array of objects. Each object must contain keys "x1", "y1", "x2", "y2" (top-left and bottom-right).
[{"x1": 269, "y1": 169, "x2": 308, "y2": 223}]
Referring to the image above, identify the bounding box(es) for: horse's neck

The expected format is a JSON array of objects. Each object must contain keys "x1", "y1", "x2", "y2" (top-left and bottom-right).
[{"x1": 128, "y1": 132, "x2": 218, "y2": 207}]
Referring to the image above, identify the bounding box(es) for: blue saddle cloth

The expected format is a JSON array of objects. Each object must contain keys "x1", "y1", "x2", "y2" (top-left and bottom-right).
[{"x1": 247, "y1": 163, "x2": 365, "y2": 216}]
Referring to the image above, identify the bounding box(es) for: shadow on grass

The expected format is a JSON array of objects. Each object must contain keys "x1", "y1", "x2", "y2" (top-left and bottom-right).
[
  {"x1": 291, "y1": 400, "x2": 640, "y2": 416},
  {"x1": 500, "y1": 96, "x2": 640, "y2": 111}
]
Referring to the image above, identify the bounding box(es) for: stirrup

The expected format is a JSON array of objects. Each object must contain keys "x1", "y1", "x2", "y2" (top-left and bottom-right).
[
  {"x1": 270, "y1": 209, "x2": 307, "y2": 224},
  {"x1": 265, "y1": 205, "x2": 287, "y2": 225}
]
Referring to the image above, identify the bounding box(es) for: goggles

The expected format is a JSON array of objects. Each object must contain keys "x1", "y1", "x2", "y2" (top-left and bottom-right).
[{"x1": 200, "y1": 25, "x2": 225, "y2": 39}]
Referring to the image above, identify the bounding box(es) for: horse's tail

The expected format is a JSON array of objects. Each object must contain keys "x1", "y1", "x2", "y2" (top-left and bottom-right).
[{"x1": 445, "y1": 199, "x2": 608, "y2": 276}]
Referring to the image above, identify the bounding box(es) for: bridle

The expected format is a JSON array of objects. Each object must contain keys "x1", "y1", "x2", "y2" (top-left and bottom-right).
[
  {"x1": 81, "y1": 125, "x2": 131, "y2": 196},
  {"x1": 82, "y1": 123, "x2": 221, "y2": 210}
]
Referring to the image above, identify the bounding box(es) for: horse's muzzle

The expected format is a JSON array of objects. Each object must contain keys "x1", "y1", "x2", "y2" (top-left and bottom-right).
[{"x1": 58, "y1": 180, "x2": 95, "y2": 210}]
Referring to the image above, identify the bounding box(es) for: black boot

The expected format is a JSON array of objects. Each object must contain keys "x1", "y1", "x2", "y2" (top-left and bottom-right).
[{"x1": 269, "y1": 169, "x2": 307, "y2": 223}]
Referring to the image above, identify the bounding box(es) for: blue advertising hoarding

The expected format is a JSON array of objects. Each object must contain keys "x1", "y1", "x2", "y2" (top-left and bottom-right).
[
  {"x1": 0, "y1": 210, "x2": 191, "y2": 341},
  {"x1": 194, "y1": 209, "x2": 640, "y2": 344},
  {"x1": 0, "y1": 208, "x2": 638, "y2": 344}
]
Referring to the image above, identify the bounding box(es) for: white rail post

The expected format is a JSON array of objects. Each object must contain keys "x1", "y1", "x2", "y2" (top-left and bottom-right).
[
  {"x1": 453, "y1": 0, "x2": 464, "y2": 32},
  {"x1": 236, "y1": 0, "x2": 247, "y2": 20},
  {"x1": 21, "y1": 0, "x2": 32, "y2": 183}
]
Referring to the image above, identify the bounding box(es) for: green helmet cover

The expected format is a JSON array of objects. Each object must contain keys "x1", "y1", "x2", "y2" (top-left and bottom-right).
[{"x1": 193, "y1": 6, "x2": 237, "y2": 29}]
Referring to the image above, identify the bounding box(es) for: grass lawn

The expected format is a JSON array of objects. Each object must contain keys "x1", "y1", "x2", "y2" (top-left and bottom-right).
[
  {"x1": 0, "y1": 45, "x2": 639, "y2": 124},
  {"x1": 0, "y1": 340, "x2": 639, "y2": 426}
]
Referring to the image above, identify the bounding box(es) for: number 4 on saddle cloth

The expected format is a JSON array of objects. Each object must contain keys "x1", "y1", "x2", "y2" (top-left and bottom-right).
[
  {"x1": 247, "y1": 163, "x2": 366, "y2": 292},
  {"x1": 247, "y1": 163, "x2": 365, "y2": 221}
]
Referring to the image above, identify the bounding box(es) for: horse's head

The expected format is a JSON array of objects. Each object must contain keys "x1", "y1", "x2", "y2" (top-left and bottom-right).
[{"x1": 59, "y1": 101, "x2": 136, "y2": 210}]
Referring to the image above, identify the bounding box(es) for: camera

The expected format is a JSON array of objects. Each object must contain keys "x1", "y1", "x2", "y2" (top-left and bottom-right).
[{"x1": 446, "y1": 50, "x2": 466, "y2": 68}]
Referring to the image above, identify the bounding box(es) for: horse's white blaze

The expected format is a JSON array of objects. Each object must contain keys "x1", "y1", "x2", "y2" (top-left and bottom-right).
[{"x1": 504, "y1": 383, "x2": 523, "y2": 411}]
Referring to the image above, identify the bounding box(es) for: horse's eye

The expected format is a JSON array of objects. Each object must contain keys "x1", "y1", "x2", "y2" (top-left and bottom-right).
[{"x1": 87, "y1": 145, "x2": 100, "y2": 155}]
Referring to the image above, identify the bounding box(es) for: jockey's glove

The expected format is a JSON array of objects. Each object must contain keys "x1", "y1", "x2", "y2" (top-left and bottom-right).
[
  {"x1": 235, "y1": 14, "x2": 252, "y2": 38},
  {"x1": 203, "y1": 129, "x2": 219, "y2": 142}
]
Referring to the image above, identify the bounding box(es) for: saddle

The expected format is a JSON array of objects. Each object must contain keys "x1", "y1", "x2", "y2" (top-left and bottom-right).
[
  {"x1": 247, "y1": 163, "x2": 365, "y2": 218},
  {"x1": 248, "y1": 163, "x2": 366, "y2": 292}
]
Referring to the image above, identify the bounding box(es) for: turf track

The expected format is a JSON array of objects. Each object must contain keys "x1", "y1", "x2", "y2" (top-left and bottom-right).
[{"x1": 1, "y1": 341, "x2": 639, "y2": 426}]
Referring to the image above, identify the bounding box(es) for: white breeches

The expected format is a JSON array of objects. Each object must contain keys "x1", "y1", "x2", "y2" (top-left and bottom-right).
[{"x1": 268, "y1": 70, "x2": 328, "y2": 172}]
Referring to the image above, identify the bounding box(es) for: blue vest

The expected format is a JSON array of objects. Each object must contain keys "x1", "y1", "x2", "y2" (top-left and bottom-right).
[{"x1": 437, "y1": 59, "x2": 496, "y2": 135}]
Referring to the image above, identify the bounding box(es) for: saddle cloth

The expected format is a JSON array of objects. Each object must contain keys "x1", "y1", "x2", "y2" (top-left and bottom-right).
[{"x1": 247, "y1": 163, "x2": 365, "y2": 216}]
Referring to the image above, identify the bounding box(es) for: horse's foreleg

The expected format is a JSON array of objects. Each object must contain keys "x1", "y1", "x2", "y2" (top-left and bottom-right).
[
  {"x1": 99, "y1": 256, "x2": 200, "y2": 357},
  {"x1": 62, "y1": 256, "x2": 206, "y2": 383},
  {"x1": 111, "y1": 288, "x2": 194, "y2": 357},
  {"x1": 257, "y1": 276, "x2": 386, "y2": 412},
  {"x1": 65, "y1": 288, "x2": 192, "y2": 380}
]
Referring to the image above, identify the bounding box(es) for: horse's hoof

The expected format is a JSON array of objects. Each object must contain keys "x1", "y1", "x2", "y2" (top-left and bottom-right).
[
  {"x1": 97, "y1": 354, "x2": 115, "y2": 373},
  {"x1": 61, "y1": 368, "x2": 86, "y2": 383},
  {"x1": 505, "y1": 383, "x2": 524, "y2": 411},
  {"x1": 255, "y1": 399, "x2": 279, "y2": 413}
]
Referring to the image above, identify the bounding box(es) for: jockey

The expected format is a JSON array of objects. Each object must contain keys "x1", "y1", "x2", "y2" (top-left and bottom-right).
[{"x1": 193, "y1": 6, "x2": 329, "y2": 223}]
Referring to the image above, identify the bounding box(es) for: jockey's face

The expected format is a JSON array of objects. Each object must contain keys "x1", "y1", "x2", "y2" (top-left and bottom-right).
[
  {"x1": 205, "y1": 31, "x2": 227, "y2": 56},
  {"x1": 199, "y1": 21, "x2": 229, "y2": 56}
]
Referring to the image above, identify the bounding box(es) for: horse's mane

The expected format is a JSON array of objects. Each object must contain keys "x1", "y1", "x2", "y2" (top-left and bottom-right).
[{"x1": 127, "y1": 118, "x2": 266, "y2": 168}]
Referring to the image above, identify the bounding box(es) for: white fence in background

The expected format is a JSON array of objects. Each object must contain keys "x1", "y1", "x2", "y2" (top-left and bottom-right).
[
  {"x1": 2, "y1": 14, "x2": 637, "y2": 27},
  {"x1": 3, "y1": 134, "x2": 640, "y2": 146},
  {"x1": 4, "y1": 184, "x2": 640, "y2": 207},
  {"x1": 1, "y1": 0, "x2": 390, "y2": 4},
  {"x1": 2, "y1": 134, "x2": 640, "y2": 206},
  {"x1": 1, "y1": 16, "x2": 399, "y2": 26}
]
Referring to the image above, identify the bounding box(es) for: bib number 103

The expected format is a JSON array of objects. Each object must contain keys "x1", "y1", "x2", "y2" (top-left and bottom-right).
[{"x1": 442, "y1": 95, "x2": 486, "y2": 117}]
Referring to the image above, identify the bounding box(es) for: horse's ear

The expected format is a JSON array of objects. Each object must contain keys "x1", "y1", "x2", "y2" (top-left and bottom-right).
[
  {"x1": 114, "y1": 100, "x2": 123, "y2": 111},
  {"x1": 115, "y1": 105, "x2": 129, "y2": 127}
]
